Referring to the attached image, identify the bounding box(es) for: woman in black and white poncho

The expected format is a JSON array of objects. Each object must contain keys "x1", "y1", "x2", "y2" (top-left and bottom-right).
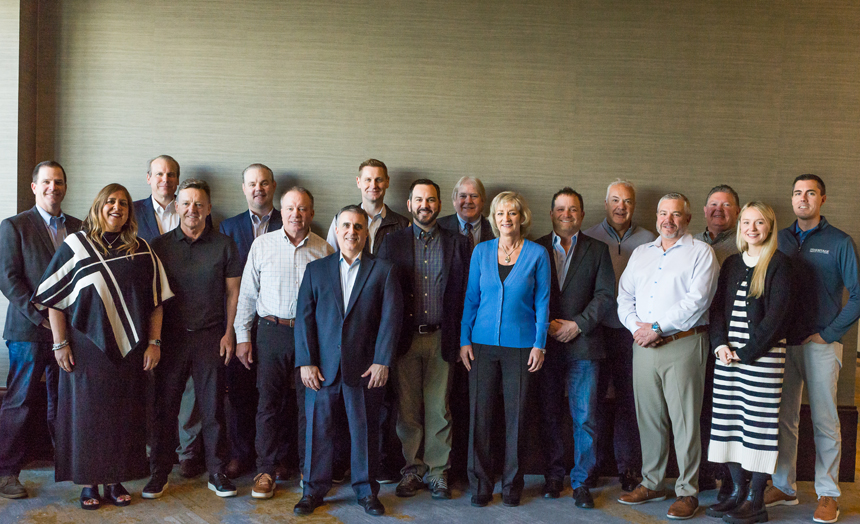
[{"x1": 705, "y1": 202, "x2": 791, "y2": 524}]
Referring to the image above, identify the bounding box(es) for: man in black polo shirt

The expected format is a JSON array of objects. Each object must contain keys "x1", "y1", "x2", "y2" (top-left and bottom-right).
[{"x1": 144, "y1": 179, "x2": 243, "y2": 498}]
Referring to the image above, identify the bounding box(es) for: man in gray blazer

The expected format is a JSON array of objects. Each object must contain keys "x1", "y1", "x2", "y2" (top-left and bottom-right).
[
  {"x1": 535, "y1": 187, "x2": 616, "y2": 508},
  {"x1": 0, "y1": 161, "x2": 82, "y2": 499}
]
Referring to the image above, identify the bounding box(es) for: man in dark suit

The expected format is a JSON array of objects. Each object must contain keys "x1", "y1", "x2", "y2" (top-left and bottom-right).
[
  {"x1": 218, "y1": 163, "x2": 283, "y2": 479},
  {"x1": 377, "y1": 179, "x2": 469, "y2": 500},
  {"x1": 437, "y1": 176, "x2": 495, "y2": 250},
  {"x1": 535, "y1": 187, "x2": 615, "y2": 509},
  {"x1": 294, "y1": 205, "x2": 402, "y2": 516},
  {"x1": 0, "y1": 161, "x2": 82, "y2": 499},
  {"x1": 133, "y1": 154, "x2": 206, "y2": 478}
]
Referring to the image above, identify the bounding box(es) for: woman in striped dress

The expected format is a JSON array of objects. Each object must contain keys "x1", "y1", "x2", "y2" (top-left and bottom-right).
[{"x1": 705, "y1": 202, "x2": 791, "y2": 524}]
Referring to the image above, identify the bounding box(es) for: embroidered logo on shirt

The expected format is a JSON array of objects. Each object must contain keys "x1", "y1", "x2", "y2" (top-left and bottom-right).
[{"x1": 809, "y1": 248, "x2": 830, "y2": 254}]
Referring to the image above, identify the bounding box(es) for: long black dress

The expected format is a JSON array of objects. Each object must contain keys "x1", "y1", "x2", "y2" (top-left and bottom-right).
[{"x1": 32, "y1": 231, "x2": 173, "y2": 484}]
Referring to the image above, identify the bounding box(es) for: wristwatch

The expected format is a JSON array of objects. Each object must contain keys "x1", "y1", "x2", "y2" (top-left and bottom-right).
[
  {"x1": 651, "y1": 322, "x2": 662, "y2": 335},
  {"x1": 148, "y1": 339, "x2": 162, "y2": 347}
]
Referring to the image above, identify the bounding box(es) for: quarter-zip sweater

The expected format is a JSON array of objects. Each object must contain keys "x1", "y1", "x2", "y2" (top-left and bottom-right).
[{"x1": 777, "y1": 216, "x2": 860, "y2": 344}]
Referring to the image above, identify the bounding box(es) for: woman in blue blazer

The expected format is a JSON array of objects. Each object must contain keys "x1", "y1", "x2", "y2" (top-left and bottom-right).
[{"x1": 460, "y1": 191, "x2": 550, "y2": 508}]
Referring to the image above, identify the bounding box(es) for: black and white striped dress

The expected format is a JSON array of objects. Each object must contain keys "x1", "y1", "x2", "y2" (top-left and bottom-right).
[{"x1": 708, "y1": 257, "x2": 786, "y2": 474}]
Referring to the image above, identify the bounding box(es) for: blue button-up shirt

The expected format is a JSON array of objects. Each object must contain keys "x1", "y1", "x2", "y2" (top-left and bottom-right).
[
  {"x1": 551, "y1": 231, "x2": 578, "y2": 289},
  {"x1": 36, "y1": 205, "x2": 67, "y2": 249},
  {"x1": 456, "y1": 215, "x2": 482, "y2": 246}
]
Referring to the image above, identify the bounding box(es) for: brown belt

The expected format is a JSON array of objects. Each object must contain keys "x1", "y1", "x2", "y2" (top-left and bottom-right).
[
  {"x1": 263, "y1": 315, "x2": 295, "y2": 327},
  {"x1": 654, "y1": 325, "x2": 708, "y2": 347}
]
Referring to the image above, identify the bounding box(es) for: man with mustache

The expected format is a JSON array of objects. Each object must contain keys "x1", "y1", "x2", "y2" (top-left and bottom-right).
[
  {"x1": 134, "y1": 155, "x2": 210, "y2": 479},
  {"x1": 767, "y1": 174, "x2": 860, "y2": 524},
  {"x1": 377, "y1": 180, "x2": 470, "y2": 500},
  {"x1": 218, "y1": 164, "x2": 286, "y2": 480},
  {"x1": 583, "y1": 179, "x2": 655, "y2": 493},
  {"x1": 695, "y1": 185, "x2": 740, "y2": 266},
  {"x1": 535, "y1": 188, "x2": 615, "y2": 508},
  {"x1": 294, "y1": 205, "x2": 402, "y2": 516},
  {"x1": 0, "y1": 161, "x2": 82, "y2": 499},
  {"x1": 233, "y1": 187, "x2": 334, "y2": 500},
  {"x1": 616, "y1": 193, "x2": 719, "y2": 520},
  {"x1": 146, "y1": 179, "x2": 241, "y2": 498}
]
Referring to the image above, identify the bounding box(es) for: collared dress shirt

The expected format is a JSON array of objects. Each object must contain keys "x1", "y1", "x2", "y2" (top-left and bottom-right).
[
  {"x1": 551, "y1": 231, "x2": 578, "y2": 290},
  {"x1": 234, "y1": 229, "x2": 334, "y2": 344},
  {"x1": 456, "y1": 215, "x2": 482, "y2": 247},
  {"x1": 152, "y1": 195, "x2": 179, "y2": 235},
  {"x1": 413, "y1": 225, "x2": 444, "y2": 325},
  {"x1": 339, "y1": 252, "x2": 362, "y2": 311},
  {"x1": 250, "y1": 209, "x2": 274, "y2": 239},
  {"x1": 695, "y1": 228, "x2": 738, "y2": 266},
  {"x1": 35, "y1": 205, "x2": 68, "y2": 249},
  {"x1": 617, "y1": 233, "x2": 719, "y2": 336}
]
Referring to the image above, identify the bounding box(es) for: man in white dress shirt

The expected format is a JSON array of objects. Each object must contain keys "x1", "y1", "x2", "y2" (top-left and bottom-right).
[
  {"x1": 616, "y1": 193, "x2": 719, "y2": 520},
  {"x1": 234, "y1": 187, "x2": 334, "y2": 499}
]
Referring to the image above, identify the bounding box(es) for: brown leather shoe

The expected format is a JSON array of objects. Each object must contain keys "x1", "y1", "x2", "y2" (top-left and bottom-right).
[
  {"x1": 813, "y1": 496, "x2": 839, "y2": 523},
  {"x1": 225, "y1": 459, "x2": 247, "y2": 479},
  {"x1": 618, "y1": 484, "x2": 668, "y2": 505},
  {"x1": 667, "y1": 496, "x2": 699, "y2": 520},
  {"x1": 763, "y1": 485, "x2": 798, "y2": 507},
  {"x1": 252, "y1": 473, "x2": 275, "y2": 499}
]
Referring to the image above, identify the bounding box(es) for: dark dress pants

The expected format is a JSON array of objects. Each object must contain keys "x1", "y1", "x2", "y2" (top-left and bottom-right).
[
  {"x1": 151, "y1": 325, "x2": 228, "y2": 476},
  {"x1": 304, "y1": 371, "x2": 383, "y2": 500},
  {"x1": 226, "y1": 321, "x2": 258, "y2": 464},
  {"x1": 254, "y1": 318, "x2": 304, "y2": 475},
  {"x1": 0, "y1": 341, "x2": 58, "y2": 476},
  {"x1": 468, "y1": 344, "x2": 532, "y2": 498},
  {"x1": 596, "y1": 327, "x2": 641, "y2": 475}
]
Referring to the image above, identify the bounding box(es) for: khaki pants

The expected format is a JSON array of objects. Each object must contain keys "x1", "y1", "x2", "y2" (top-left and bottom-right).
[
  {"x1": 633, "y1": 332, "x2": 708, "y2": 497},
  {"x1": 394, "y1": 331, "x2": 453, "y2": 480}
]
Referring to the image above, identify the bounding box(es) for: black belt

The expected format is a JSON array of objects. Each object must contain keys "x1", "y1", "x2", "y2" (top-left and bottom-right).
[{"x1": 414, "y1": 324, "x2": 440, "y2": 334}]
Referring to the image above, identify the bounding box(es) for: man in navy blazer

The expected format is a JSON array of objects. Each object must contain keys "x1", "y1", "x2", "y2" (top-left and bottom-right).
[
  {"x1": 436, "y1": 176, "x2": 495, "y2": 250},
  {"x1": 133, "y1": 154, "x2": 207, "y2": 477},
  {"x1": 377, "y1": 179, "x2": 469, "y2": 500},
  {"x1": 535, "y1": 188, "x2": 615, "y2": 508},
  {"x1": 0, "y1": 161, "x2": 81, "y2": 499},
  {"x1": 294, "y1": 205, "x2": 402, "y2": 516},
  {"x1": 217, "y1": 163, "x2": 282, "y2": 478}
]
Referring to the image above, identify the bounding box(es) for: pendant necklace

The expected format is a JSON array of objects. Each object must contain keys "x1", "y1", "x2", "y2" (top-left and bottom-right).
[
  {"x1": 103, "y1": 233, "x2": 120, "y2": 249},
  {"x1": 500, "y1": 240, "x2": 520, "y2": 264}
]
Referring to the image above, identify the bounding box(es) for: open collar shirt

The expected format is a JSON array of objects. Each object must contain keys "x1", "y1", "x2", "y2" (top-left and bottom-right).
[
  {"x1": 617, "y1": 233, "x2": 719, "y2": 336},
  {"x1": 152, "y1": 194, "x2": 179, "y2": 235},
  {"x1": 35, "y1": 204, "x2": 68, "y2": 249},
  {"x1": 250, "y1": 208, "x2": 274, "y2": 239},
  {"x1": 234, "y1": 229, "x2": 334, "y2": 344},
  {"x1": 551, "y1": 231, "x2": 578, "y2": 290},
  {"x1": 339, "y1": 252, "x2": 363, "y2": 311}
]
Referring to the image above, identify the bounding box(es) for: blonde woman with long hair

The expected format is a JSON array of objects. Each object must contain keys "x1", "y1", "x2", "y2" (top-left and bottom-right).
[
  {"x1": 32, "y1": 184, "x2": 173, "y2": 510},
  {"x1": 705, "y1": 202, "x2": 791, "y2": 524}
]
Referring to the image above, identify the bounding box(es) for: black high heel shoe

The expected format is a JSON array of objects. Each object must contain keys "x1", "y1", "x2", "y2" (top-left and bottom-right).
[
  {"x1": 104, "y1": 483, "x2": 131, "y2": 506},
  {"x1": 80, "y1": 486, "x2": 101, "y2": 510}
]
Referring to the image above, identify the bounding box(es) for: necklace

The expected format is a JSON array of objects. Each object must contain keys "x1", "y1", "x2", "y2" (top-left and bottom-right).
[
  {"x1": 103, "y1": 233, "x2": 121, "y2": 249},
  {"x1": 499, "y1": 240, "x2": 520, "y2": 264}
]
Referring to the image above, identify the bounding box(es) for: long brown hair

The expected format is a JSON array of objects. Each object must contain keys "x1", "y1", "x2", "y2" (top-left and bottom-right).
[
  {"x1": 735, "y1": 201, "x2": 777, "y2": 299},
  {"x1": 82, "y1": 183, "x2": 139, "y2": 255}
]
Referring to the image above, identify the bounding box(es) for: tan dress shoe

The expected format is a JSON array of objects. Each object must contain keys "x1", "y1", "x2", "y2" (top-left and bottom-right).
[
  {"x1": 667, "y1": 496, "x2": 699, "y2": 520},
  {"x1": 252, "y1": 473, "x2": 275, "y2": 499},
  {"x1": 813, "y1": 496, "x2": 839, "y2": 523},
  {"x1": 618, "y1": 484, "x2": 668, "y2": 505}
]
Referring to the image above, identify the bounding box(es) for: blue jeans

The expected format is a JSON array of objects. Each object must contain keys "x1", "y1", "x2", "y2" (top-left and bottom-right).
[
  {"x1": 0, "y1": 340, "x2": 59, "y2": 475},
  {"x1": 539, "y1": 351, "x2": 599, "y2": 489}
]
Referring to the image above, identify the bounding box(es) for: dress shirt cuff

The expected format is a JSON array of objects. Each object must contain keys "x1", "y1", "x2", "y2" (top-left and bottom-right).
[
  {"x1": 622, "y1": 313, "x2": 642, "y2": 335},
  {"x1": 236, "y1": 329, "x2": 252, "y2": 345}
]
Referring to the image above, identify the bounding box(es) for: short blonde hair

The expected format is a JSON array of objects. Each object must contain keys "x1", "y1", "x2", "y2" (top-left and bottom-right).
[{"x1": 489, "y1": 191, "x2": 532, "y2": 238}]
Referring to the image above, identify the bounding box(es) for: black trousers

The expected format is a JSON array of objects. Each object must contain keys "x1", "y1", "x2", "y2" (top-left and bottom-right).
[
  {"x1": 151, "y1": 325, "x2": 228, "y2": 476},
  {"x1": 468, "y1": 344, "x2": 532, "y2": 498},
  {"x1": 254, "y1": 318, "x2": 305, "y2": 475},
  {"x1": 226, "y1": 322, "x2": 258, "y2": 464}
]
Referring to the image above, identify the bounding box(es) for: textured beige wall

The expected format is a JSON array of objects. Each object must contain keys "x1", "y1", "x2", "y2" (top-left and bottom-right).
[{"x1": 5, "y1": 1, "x2": 860, "y2": 393}]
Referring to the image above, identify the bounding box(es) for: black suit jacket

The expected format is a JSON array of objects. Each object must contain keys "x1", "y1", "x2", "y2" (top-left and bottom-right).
[
  {"x1": 0, "y1": 206, "x2": 82, "y2": 342},
  {"x1": 377, "y1": 224, "x2": 470, "y2": 363},
  {"x1": 437, "y1": 213, "x2": 495, "y2": 244},
  {"x1": 133, "y1": 196, "x2": 212, "y2": 242},
  {"x1": 218, "y1": 209, "x2": 283, "y2": 267},
  {"x1": 536, "y1": 232, "x2": 616, "y2": 360},
  {"x1": 295, "y1": 253, "x2": 402, "y2": 387}
]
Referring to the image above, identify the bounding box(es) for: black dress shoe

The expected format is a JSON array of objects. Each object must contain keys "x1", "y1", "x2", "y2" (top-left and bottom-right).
[
  {"x1": 358, "y1": 495, "x2": 385, "y2": 516},
  {"x1": 542, "y1": 477, "x2": 563, "y2": 498},
  {"x1": 294, "y1": 494, "x2": 324, "y2": 515},
  {"x1": 471, "y1": 494, "x2": 491, "y2": 507},
  {"x1": 573, "y1": 486, "x2": 595, "y2": 509},
  {"x1": 619, "y1": 471, "x2": 639, "y2": 492},
  {"x1": 502, "y1": 493, "x2": 520, "y2": 507}
]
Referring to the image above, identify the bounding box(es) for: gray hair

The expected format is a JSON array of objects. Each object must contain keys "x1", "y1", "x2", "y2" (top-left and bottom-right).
[
  {"x1": 657, "y1": 192, "x2": 691, "y2": 216},
  {"x1": 605, "y1": 178, "x2": 637, "y2": 200},
  {"x1": 452, "y1": 176, "x2": 487, "y2": 202}
]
